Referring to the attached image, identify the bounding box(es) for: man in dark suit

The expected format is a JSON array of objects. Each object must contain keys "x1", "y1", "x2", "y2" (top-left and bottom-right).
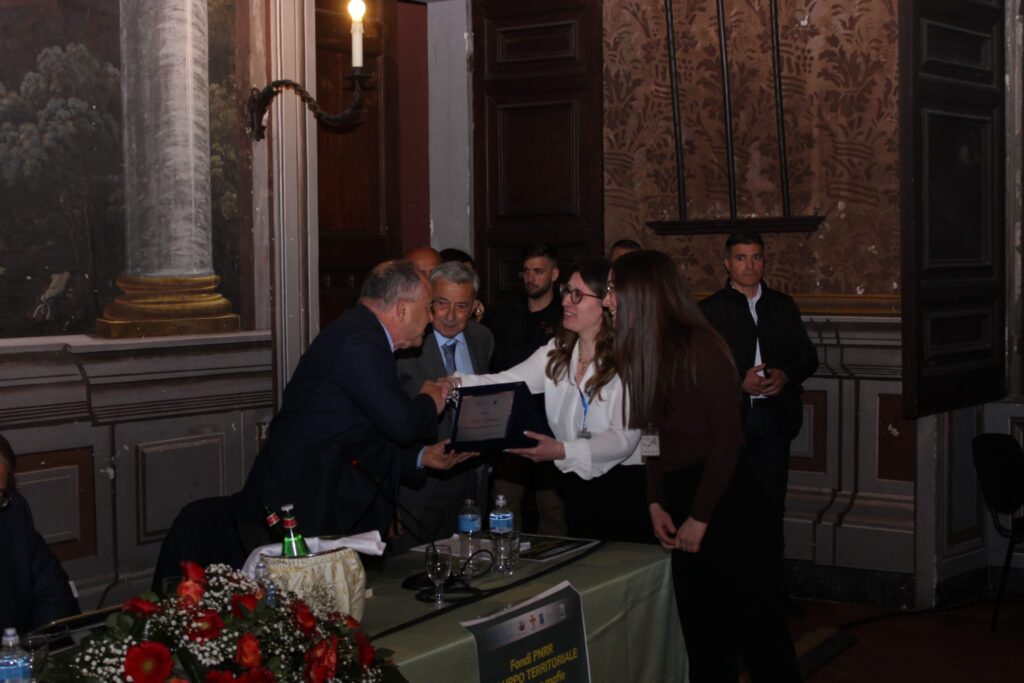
[
  {"x1": 0, "y1": 434, "x2": 80, "y2": 632},
  {"x1": 233, "y1": 259, "x2": 475, "y2": 541},
  {"x1": 392, "y1": 261, "x2": 494, "y2": 550},
  {"x1": 153, "y1": 261, "x2": 473, "y2": 586},
  {"x1": 699, "y1": 233, "x2": 818, "y2": 598}
]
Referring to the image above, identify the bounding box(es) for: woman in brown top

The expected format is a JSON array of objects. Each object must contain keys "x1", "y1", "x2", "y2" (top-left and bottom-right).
[{"x1": 604, "y1": 250, "x2": 799, "y2": 683}]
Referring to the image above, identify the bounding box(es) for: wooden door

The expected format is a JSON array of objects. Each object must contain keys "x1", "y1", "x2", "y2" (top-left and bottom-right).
[
  {"x1": 315, "y1": 0, "x2": 400, "y2": 325},
  {"x1": 901, "y1": 0, "x2": 1006, "y2": 416},
  {"x1": 472, "y1": 0, "x2": 604, "y2": 304}
]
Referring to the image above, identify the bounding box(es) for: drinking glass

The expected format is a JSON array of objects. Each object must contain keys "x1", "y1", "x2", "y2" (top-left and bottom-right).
[
  {"x1": 494, "y1": 530, "x2": 520, "y2": 576},
  {"x1": 23, "y1": 634, "x2": 49, "y2": 675},
  {"x1": 425, "y1": 545, "x2": 453, "y2": 608}
]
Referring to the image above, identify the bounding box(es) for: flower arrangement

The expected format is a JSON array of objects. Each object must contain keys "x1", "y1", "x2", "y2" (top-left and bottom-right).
[{"x1": 43, "y1": 562, "x2": 407, "y2": 683}]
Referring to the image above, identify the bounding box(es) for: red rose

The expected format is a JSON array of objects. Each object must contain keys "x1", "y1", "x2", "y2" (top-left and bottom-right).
[
  {"x1": 291, "y1": 600, "x2": 317, "y2": 635},
  {"x1": 205, "y1": 672, "x2": 237, "y2": 683},
  {"x1": 180, "y1": 560, "x2": 207, "y2": 584},
  {"x1": 124, "y1": 641, "x2": 173, "y2": 683},
  {"x1": 354, "y1": 631, "x2": 375, "y2": 668},
  {"x1": 168, "y1": 679, "x2": 191, "y2": 683},
  {"x1": 178, "y1": 579, "x2": 205, "y2": 608},
  {"x1": 123, "y1": 596, "x2": 161, "y2": 616},
  {"x1": 303, "y1": 636, "x2": 338, "y2": 683},
  {"x1": 237, "y1": 667, "x2": 275, "y2": 683},
  {"x1": 235, "y1": 632, "x2": 262, "y2": 669},
  {"x1": 343, "y1": 614, "x2": 361, "y2": 629},
  {"x1": 189, "y1": 609, "x2": 225, "y2": 641},
  {"x1": 231, "y1": 593, "x2": 259, "y2": 619}
]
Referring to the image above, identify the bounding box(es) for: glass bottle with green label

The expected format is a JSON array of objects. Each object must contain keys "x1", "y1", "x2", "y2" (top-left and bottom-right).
[{"x1": 279, "y1": 503, "x2": 310, "y2": 558}]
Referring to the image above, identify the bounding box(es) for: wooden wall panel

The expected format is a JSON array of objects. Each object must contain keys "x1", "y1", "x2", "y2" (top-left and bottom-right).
[
  {"x1": 877, "y1": 393, "x2": 917, "y2": 482},
  {"x1": 790, "y1": 390, "x2": 826, "y2": 474},
  {"x1": 135, "y1": 435, "x2": 227, "y2": 544},
  {"x1": 18, "y1": 447, "x2": 96, "y2": 563}
]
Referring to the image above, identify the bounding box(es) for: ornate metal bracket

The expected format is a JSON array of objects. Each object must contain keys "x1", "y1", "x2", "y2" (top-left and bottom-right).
[{"x1": 245, "y1": 68, "x2": 370, "y2": 141}]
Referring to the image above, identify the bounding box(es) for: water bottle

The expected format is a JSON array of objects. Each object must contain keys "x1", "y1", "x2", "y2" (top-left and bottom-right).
[
  {"x1": 488, "y1": 494, "x2": 514, "y2": 575},
  {"x1": 0, "y1": 628, "x2": 31, "y2": 683},
  {"x1": 458, "y1": 499, "x2": 482, "y2": 574},
  {"x1": 253, "y1": 559, "x2": 278, "y2": 606}
]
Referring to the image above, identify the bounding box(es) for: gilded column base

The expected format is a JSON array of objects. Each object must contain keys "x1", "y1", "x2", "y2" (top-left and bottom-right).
[{"x1": 95, "y1": 274, "x2": 241, "y2": 339}]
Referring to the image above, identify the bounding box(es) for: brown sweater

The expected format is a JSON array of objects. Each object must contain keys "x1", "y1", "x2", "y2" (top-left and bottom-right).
[{"x1": 646, "y1": 329, "x2": 745, "y2": 522}]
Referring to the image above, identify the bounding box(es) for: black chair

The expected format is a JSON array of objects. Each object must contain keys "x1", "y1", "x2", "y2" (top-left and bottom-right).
[{"x1": 971, "y1": 433, "x2": 1024, "y2": 630}]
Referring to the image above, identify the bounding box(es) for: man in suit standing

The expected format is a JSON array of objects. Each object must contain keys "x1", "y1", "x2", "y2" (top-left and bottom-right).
[
  {"x1": 699, "y1": 233, "x2": 818, "y2": 599},
  {"x1": 392, "y1": 262, "x2": 494, "y2": 550}
]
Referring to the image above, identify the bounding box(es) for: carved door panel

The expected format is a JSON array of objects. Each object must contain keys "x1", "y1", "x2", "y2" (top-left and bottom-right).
[
  {"x1": 901, "y1": 0, "x2": 1006, "y2": 416},
  {"x1": 472, "y1": 0, "x2": 604, "y2": 304}
]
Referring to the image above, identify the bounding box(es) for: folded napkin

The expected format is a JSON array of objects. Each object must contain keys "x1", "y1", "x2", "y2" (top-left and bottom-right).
[{"x1": 242, "y1": 531, "x2": 386, "y2": 577}]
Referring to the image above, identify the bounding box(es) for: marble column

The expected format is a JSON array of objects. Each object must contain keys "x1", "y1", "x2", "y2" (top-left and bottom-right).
[{"x1": 97, "y1": 0, "x2": 239, "y2": 338}]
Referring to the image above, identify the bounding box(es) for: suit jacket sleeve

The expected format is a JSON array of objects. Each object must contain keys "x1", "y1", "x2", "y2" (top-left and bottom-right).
[{"x1": 335, "y1": 324, "x2": 438, "y2": 447}]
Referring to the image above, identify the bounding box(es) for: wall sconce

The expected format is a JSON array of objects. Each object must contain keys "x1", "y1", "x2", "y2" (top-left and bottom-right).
[{"x1": 246, "y1": 0, "x2": 369, "y2": 141}]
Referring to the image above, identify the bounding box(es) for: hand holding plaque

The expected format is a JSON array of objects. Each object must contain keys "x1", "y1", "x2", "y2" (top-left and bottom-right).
[
  {"x1": 447, "y1": 382, "x2": 553, "y2": 452},
  {"x1": 505, "y1": 431, "x2": 566, "y2": 462}
]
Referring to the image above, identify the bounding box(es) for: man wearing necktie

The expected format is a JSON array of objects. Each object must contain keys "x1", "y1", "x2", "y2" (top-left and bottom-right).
[{"x1": 393, "y1": 261, "x2": 494, "y2": 551}]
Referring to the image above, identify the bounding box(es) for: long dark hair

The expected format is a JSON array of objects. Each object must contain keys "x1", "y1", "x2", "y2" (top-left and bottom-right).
[
  {"x1": 610, "y1": 250, "x2": 735, "y2": 428},
  {"x1": 545, "y1": 258, "x2": 616, "y2": 398}
]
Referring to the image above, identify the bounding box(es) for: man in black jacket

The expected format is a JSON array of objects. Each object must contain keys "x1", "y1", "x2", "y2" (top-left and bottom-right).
[{"x1": 699, "y1": 233, "x2": 818, "y2": 583}]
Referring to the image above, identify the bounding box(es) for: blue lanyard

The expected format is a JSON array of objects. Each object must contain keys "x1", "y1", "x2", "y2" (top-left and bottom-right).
[{"x1": 578, "y1": 387, "x2": 592, "y2": 429}]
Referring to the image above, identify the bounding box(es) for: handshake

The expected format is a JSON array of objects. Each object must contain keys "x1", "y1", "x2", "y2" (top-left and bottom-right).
[
  {"x1": 417, "y1": 377, "x2": 474, "y2": 471},
  {"x1": 418, "y1": 377, "x2": 462, "y2": 414}
]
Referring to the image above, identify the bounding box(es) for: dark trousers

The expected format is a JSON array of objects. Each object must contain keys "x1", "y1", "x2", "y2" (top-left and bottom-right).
[
  {"x1": 664, "y1": 464, "x2": 800, "y2": 683},
  {"x1": 563, "y1": 464, "x2": 653, "y2": 544},
  {"x1": 743, "y1": 401, "x2": 792, "y2": 578}
]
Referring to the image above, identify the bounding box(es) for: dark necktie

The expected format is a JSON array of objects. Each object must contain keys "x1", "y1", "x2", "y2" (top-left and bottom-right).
[{"x1": 442, "y1": 339, "x2": 458, "y2": 375}]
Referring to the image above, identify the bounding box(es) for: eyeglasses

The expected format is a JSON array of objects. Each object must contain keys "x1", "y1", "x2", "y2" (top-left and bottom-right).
[{"x1": 560, "y1": 283, "x2": 603, "y2": 305}]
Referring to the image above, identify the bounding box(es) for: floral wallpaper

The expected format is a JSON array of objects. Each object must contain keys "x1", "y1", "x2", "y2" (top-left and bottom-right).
[{"x1": 603, "y1": 0, "x2": 900, "y2": 299}]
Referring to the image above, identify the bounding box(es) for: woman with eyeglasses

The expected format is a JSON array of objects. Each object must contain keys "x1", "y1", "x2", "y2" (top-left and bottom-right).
[
  {"x1": 603, "y1": 250, "x2": 800, "y2": 682},
  {"x1": 454, "y1": 258, "x2": 649, "y2": 543}
]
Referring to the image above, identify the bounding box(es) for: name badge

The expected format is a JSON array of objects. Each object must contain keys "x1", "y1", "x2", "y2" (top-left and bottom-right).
[{"x1": 640, "y1": 432, "x2": 660, "y2": 459}]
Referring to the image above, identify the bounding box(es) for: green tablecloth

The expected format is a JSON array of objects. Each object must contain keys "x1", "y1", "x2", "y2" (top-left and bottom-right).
[{"x1": 361, "y1": 541, "x2": 687, "y2": 683}]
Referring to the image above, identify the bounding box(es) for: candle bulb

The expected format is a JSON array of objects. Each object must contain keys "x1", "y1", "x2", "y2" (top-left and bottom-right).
[{"x1": 348, "y1": 0, "x2": 366, "y2": 69}]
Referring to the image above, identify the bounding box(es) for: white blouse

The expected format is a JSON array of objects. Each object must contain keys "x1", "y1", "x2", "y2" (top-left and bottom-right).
[{"x1": 457, "y1": 339, "x2": 642, "y2": 480}]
